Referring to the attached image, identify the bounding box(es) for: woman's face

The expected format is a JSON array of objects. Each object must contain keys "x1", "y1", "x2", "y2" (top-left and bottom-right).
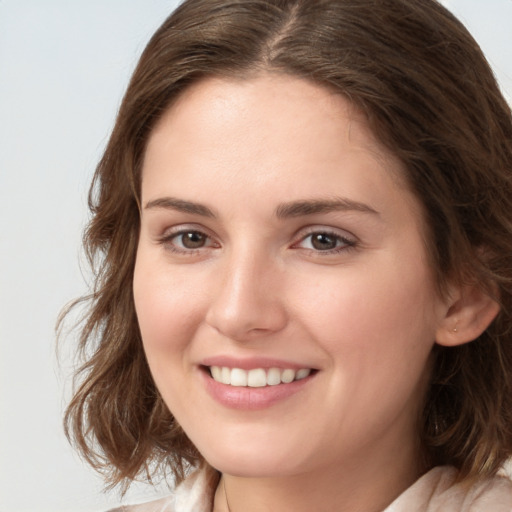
[{"x1": 133, "y1": 74, "x2": 450, "y2": 479}]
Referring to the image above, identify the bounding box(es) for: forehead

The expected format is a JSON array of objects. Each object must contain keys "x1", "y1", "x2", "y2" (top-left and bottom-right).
[
  {"x1": 145, "y1": 73, "x2": 406, "y2": 181},
  {"x1": 141, "y1": 73, "x2": 417, "y2": 224}
]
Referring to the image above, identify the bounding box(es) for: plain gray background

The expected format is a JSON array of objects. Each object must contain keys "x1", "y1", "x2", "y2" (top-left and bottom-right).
[{"x1": 0, "y1": 1, "x2": 511, "y2": 511}]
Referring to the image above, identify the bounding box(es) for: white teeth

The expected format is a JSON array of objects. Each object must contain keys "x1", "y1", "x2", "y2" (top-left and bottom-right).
[
  {"x1": 296, "y1": 368, "x2": 311, "y2": 380},
  {"x1": 230, "y1": 368, "x2": 247, "y2": 386},
  {"x1": 281, "y1": 368, "x2": 295, "y2": 383},
  {"x1": 209, "y1": 366, "x2": 312, "y2": 387},
  {"x1": 211, "y1": 366, "x2": 222, "y2": 381},
  {"x1": 247, "y1": 368, "x2": 267, "y2": 387},
  {"x1": 267, "y1": 367, "x2": 281, "y2": 386},
  {"x1": 221, "y1": 366, "x2": 231, "y2": 385}
]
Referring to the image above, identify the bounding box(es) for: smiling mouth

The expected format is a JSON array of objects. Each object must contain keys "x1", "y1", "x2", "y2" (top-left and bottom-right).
[{"x1": 207, "y1": 366, "x2": 313, "y2": 387}]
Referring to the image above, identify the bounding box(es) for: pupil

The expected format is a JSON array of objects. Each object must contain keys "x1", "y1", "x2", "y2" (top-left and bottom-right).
[
  {"x1": 182, "y1": 231, "x2": 205, "y2": 249},
  {"x1": 312, "y1": 233, "x2": 337, "y2": 250}
]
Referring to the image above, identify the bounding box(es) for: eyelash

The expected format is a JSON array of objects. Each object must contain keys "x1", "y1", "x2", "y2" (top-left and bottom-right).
[
  {"x1": 292, "y1": 229, "x2": 357, "y2": 255},
  {"x1": 157, "y1": 227, "x2": 357, "y2": 256},
  {"x1": 158, "y1": 228, "x2": 218, "y2": 254}
]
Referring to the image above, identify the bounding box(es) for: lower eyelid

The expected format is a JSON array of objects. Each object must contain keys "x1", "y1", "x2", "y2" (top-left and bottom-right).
[
  {"x1": 156, "y1": 226, "x2": 355, "y2": 253},
  {"x1": 157, "y1": 228, "x2": 222, "y2": 253}
]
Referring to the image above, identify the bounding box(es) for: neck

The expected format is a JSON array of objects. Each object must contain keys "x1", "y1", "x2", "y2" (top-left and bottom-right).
[{"x1": 213, "y1": 438, "x2": 425, "y2": 512}]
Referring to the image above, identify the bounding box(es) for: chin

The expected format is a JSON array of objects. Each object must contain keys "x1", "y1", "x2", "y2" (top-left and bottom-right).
[
  {"x1": 209, "y1": 457, "x2": 298, "y2": 479},
  {"x1": 200, "y1": 440, "x2": 313, "y2": 478}
]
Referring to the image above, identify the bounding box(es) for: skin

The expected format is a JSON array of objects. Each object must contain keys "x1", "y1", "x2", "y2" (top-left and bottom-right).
[{"x1": 133, "y1": 73, "x2": 493, "y2": 511}]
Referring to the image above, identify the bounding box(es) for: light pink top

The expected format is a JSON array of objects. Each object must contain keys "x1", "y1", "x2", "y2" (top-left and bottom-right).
[{"x1": 111, "y1": 465, "x2": 512, "y2": 511}]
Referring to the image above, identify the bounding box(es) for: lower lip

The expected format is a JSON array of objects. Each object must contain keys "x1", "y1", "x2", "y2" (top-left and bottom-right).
[{"x1": 200, "y1": 369, "x2": 315, "y2": 410}]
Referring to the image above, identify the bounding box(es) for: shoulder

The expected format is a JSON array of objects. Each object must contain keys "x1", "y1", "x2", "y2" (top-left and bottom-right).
[
  {"x1": 107, "y1": 494, "x2": 174, "y2": 512},
  {"x1": 386, "y1": 466, "x2": 512, "y2": 512},
  {"x1": 107, "y1": 466, "x2": 219, "y2": 512}
]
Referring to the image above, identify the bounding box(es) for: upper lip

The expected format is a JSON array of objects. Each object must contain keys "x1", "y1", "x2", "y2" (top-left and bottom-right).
[{"x1": 200, "y1": 355, "x2": 316, "y2": 371}]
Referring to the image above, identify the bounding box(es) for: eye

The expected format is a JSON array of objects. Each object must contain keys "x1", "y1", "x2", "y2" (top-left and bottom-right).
[
  {"x1": 308, "y1": 232, "x2": 341, "y2": 251},
  {"x1": 159, "y1": 228, "x2": 219, "y2": 254},
  {"x1": 175, "y1": 231, "x2": 209, "y2": 249},
  {"x1": 294, "y1": 230, "x2": 356, "y2": 253}
]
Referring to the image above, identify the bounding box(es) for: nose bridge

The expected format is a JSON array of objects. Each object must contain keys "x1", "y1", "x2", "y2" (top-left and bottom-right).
[{"x1": 205, "y1": 241, "x2": 287, "y2": 340}]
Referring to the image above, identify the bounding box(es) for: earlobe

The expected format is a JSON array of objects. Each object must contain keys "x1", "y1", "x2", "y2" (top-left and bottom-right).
[{"x1": 435, "y1": 283, "x2": 500, "y2": 347}]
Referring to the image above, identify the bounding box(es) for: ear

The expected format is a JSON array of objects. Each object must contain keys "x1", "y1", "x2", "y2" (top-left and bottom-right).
[{"x1": 435, "y1": 283, "x2": 500, "y2": 347}]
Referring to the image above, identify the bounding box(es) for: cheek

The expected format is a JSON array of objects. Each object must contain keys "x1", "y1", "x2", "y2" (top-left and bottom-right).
[
  {"x1": 293, "y1": 254, "x2": 439, "y2": 371},
  {"x1": 133, "y1": 255, "x2": 205, "y2": 360},
  {"x1": 294, "y1": 264, "x2": 438, "y2": 441},
  {"x1": 133, "y1": 258, "x2": 209, "y2": 417}
]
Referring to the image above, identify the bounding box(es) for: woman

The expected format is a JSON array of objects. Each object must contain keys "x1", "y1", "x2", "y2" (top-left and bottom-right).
[{"x1": 64, "y1": 0, "x2": 512, "y2": 510}]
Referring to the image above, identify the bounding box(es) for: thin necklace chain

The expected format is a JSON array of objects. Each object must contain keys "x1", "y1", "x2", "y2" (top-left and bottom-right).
[{"x1": 223, "y1": 478, "x2": 232, "y2": 512}]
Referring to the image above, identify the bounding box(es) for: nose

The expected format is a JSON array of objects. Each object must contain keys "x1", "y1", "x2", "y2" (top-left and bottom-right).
[{"x1": 205, "y1": 249, "x2": 288, "y2": 342}]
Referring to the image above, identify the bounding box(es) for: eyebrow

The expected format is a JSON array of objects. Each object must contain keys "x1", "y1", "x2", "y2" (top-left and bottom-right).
[
  {"x1": 144, "y1": 196, "x2": 379, "y2": 218},
  {"x1": 275, "y1": 198, "x2": 379, "y2": 218},
  {"x1": 145, "y1": 197, "x2": 215, "y2": 217}
]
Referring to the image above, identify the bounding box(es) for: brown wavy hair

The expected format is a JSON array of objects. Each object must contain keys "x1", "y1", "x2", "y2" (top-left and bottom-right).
[{"x1": 62, "y1": 0, "x2": 512, "y2": 490}]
